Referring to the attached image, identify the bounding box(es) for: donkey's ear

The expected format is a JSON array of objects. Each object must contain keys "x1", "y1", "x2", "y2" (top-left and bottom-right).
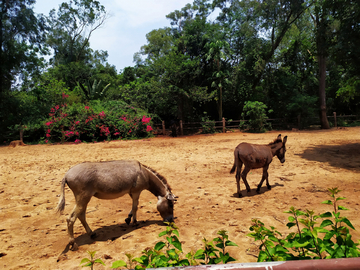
[
  {"x1": 283, "y1": 136, "x2": 287, "y2": 144},
  {"x1": 277, "y1": 134, "x2": 282, "y2": 140}
]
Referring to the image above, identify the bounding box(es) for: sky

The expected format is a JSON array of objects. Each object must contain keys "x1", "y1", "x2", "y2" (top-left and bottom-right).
[{"x1": 33, "y1": 0, "x2": 194, "y2": 73}]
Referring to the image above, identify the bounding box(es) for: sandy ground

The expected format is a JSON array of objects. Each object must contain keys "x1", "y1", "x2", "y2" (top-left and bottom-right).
[{"x1": 1, "y1": 127, "x2": 360, "y2": 269}]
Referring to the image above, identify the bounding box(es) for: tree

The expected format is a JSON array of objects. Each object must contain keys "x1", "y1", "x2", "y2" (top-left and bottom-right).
[
  {"x1": 0, "y1": 0, "x2": 47, "y2": 93},
  {"x1": 205, "y1": 39, "x2": 232, "y2": 120},
  {"x1": 45, "y1": 0, "x2": 109, "y2": 90},
  {"x1": 47, "y1": 0, "x2": 107, "y2": 65},
  {"x1": 310, "y1": 0, "x2": 332, "y2": 129},
  {"x1": 332, "y1": 0, "x2": 360, "y2": 111},
  {"x1": 214, "y1": 0, "x2": 311, "y2": 90}
]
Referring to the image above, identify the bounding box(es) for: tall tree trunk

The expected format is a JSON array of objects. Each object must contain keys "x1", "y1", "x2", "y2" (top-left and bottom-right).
[
  {"x1": 218, "y1": 86, "x2": 223, "y2": 121},
  {"x1": 318, "y1": 54, "x2": 330, "y2": 129}
]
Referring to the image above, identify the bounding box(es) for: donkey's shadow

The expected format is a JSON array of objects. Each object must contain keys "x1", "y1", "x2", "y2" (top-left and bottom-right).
[
  {"x1": 231, "y1": 182, "x2": 284, "y2": 198},
  {"x1": 59, "y1": 219, "x2": 164, "y2": 255}
]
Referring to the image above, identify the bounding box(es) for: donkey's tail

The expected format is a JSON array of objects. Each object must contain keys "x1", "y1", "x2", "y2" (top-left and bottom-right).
[
  {"x1": 230, "y1": 163, "x2": 236, "y2": 174},
  {"x1": 55, "y1": 177, "x2": 66, "y2": 214},
  {"x1": 230, "y1": 149, "x2": 239, "y2": 174}
]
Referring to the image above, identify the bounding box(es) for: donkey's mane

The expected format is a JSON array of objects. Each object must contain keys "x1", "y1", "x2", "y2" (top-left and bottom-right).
[
  {"x1": 268, "y1": 137, "x2": 282, "y2": 147},
  {"x1": 142, "y1": 164, "x2": 172, "y2": 192}
]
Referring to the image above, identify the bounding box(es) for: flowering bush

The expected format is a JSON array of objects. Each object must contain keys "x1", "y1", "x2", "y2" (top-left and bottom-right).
[{"x1": 44, "y1": 98, "x2": 154, "y2": 143}]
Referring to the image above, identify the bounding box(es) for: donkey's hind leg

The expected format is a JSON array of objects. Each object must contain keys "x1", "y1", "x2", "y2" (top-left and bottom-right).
[
  {"x1": 241, "y1": 166, "x2": 252, "y2": 194},
  {"x1": 67, "y1": 196, "x2": 92, "y2": 250},
  {"x1": 256, "y1": 165, "x2": 270, "y2": 193},
  {"x1": 235, "y1": 161, "x2": 243, "y2": 197}
]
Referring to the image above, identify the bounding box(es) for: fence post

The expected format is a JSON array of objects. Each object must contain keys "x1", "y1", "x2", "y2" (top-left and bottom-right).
[
  {"x1": 333, "y1": 112, "x2": 337, "y2": 128},
  {"x1": 20, "y1": 126, "x2": 24, "y2": 142},
  {"x1": 222, "y1": 117, "x2": 226, "y2": 133},
  {"x1": 162, "y1": 121, "x2": 165, "y2": 135},
  {"x1": 180, "y1": 120, "x2": 183, "y2": 136}
]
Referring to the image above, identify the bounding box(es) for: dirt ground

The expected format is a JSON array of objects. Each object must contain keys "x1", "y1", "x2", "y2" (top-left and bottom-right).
[{"x1": 1, "y1": 127, "x2": 360, "y2": 269}]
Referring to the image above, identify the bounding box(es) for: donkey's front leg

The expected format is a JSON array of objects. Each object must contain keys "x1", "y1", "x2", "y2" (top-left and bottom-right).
[
  {"x1": 256, "y1": 166, "x2": 270, "y2": 193},
  {"x1": 125, "y1": 193, "x2": 140, "y2": 225}
]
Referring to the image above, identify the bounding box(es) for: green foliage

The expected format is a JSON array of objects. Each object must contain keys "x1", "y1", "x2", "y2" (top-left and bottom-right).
[
  {"x1": 248, "y1": 188, "x2": 360, "y2": 262},
  {"x1": 2, "y1": 0, "x2": 360, "y2": 140},
  {"x1": 200, "y1": 112, "x2": 216, "y2": 134},
  {"x1": 80, "y1": 251, "x2": 105, "y2": 269},
  {"x1": 43, "y1": 99, "x2": 154, "y2": 143},
  {"x1": 336, "y1": 77, "x2": 360, "y2": 103},
  {"x1": 0, "y1": 0, "x2": 48, "y2": 94},
  {"x1": 240, "y1": 101, "x2": 272, "y2": 132},
  {"x1": 110, "y1": 223, "x2": 237, "y2": 269},
  {"x1": 77, "y1": 79, "x2": 111, "y2": 100}
]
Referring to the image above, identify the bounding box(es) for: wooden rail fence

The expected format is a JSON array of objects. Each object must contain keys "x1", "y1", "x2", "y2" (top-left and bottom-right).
[{"x1": 154, "y1": 113, "x2": 359, "y2": 136}]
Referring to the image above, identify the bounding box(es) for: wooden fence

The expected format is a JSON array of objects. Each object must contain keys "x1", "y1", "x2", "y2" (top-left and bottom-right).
[{"x1": 153, "y1": 113, "x2": 360, "y2": 136}]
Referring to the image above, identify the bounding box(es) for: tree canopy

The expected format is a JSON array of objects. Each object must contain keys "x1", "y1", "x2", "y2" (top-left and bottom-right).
[{"x1": 1, "y1": 0, "x2": 360, "y2": 143}]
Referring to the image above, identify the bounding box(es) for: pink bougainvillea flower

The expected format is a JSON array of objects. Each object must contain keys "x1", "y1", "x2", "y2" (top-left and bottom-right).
[
  {"x1": 146, "y1": 125, "x2": 153, "y2": 132},
  {"x1": 75, "y1": 131, "x2": 79, "y2": 136},
  {"x1": 75, "y1": 121, "x2": 80, "y2": 125},
  {"x1": 114, "y1": 132, "x2": 120, "y2": 136},
  {"x1": 99, "y1": 111, "x2": 105, "y2": 117},
  {"x1": 142, "y1": 115, "x2": 151, "y2": 124},
  {"x1": 45, "y1": 121, "x2": 52, "y2": 126},
  {"x1": 120, "y1": 116, "x2": 127, "y2": 122},
  {"x1": 46, "y1": 133, "x2": 51, "y2": 138},
  {"x1": 85, "y1": 106, "x2": 90, "y2": 110},
  {"x1": 45, "y1": 140, "x2": 48, "y2": 143},
  {"x1": 47, "y1": 129, "x2": 51, "y2": 133},
  {"x1": 55, "y1": 105, "x2": 60, "y2": 110},
  {"x1": 62, "y1": 93, "x2": 69, "y2": 99},
  {"x1": 74, "y1": 139, "x2": 81, "y2": 144}
]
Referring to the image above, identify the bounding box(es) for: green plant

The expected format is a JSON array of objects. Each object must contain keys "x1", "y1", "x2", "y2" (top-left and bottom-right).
[
  {"x1": 43, "y1": 99, "x2": 154, "y2": 143},
  {"x1": 80, "y1": 251, "x2": 105, "y2": 269},
  {"x1": 77, "y1": 79, "x2": 111, "y2": 101},
  {"x1": 111, "y1": 223, "x2": 237, "y2": 269},
  {"x1": 240, "y1": 101, "x2": 272, "y2": 132},
  {"x1": 201, "y1": 112, "x2": 216, "y2": 134},
  {"x1": 248, "y1": 188, "x2": 360, "y2": 262}
]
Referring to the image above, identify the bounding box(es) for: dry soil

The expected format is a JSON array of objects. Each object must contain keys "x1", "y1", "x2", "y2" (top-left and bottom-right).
[{"x1": 1, "y1": 127, "x2": 360, "y2": 269}]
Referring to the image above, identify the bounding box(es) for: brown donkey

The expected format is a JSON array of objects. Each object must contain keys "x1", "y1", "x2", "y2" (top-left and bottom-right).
[
  {"x1": 230, "y1": 134, "x2": 287, "y2": 197},
  {"x1": 56, "y1": 159, "x2": 176, "y2": 250}
]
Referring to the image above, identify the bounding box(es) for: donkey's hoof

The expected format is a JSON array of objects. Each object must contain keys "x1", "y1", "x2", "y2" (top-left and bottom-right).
[
  {"x1": 238, "y1": 192, "x2": 243, "y2": 198},
  {"x1": 267, "y1": 185, "x2": 272, "y2": 190},
  {"x1": 125, "y1": 217, "x2": 131, "y2": 225},
  {"x1": 70, "y1": 242, "x2": 78, "y2": 251},
  {"x1": 256, "y1": 188, "x2": 261, "y2": 194}
]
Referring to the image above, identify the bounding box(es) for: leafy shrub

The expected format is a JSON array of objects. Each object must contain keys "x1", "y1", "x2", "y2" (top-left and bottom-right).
[
  {"x1": 43, "y1": 98, "x2": 154, "y2": 143},
  {"x1": 240, "y1": 101, "x2": 272, "y2": 132},
  {"x1": 201, "y1": 112, "x2": 216, "y2": 134},
  {"x1": 110, "y1": 224, "x2": 237, "y2": 269},
  {"x1": 248, "y1": 188, "x2": 360, "y2": 261}
]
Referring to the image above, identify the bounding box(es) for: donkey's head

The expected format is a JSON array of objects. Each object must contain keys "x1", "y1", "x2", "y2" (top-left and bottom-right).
[
  {"x1": 157, "y1": 192, "x2": 176, "y2": 222},
  {"x1": 275, "y1": 135, "x2": 287, "y2": 163}
]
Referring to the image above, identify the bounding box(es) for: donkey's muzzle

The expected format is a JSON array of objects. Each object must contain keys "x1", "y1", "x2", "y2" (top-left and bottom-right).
[
  {"x1": 164, "y1": 216, "x2": 174, "y2": 223},
  {"x1": 280, "y1": 159, "x2": 285, "y2": 163}
]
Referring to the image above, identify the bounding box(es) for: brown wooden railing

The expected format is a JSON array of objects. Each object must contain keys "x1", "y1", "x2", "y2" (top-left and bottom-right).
[{"x1": 153, "y1": 113, "x2": 360, "y2": 136}]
